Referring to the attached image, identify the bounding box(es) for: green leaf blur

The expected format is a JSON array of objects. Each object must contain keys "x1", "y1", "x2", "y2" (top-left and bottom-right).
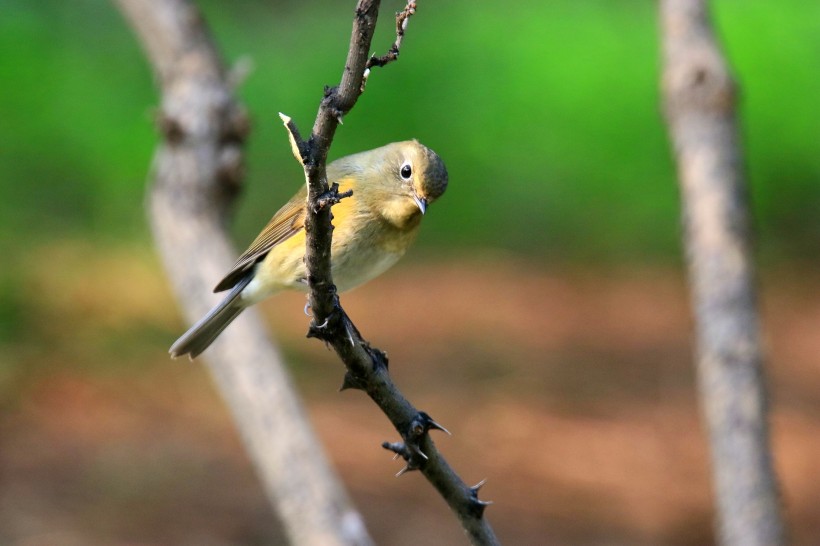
[{"x1": 1, "y1": 0, "x2": 818, "y2": 265}]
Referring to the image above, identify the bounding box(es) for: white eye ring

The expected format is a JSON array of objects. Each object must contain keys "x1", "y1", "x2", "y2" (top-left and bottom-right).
[{"x1": 400, "y1": 161, "x2": 412, "y2": 180}]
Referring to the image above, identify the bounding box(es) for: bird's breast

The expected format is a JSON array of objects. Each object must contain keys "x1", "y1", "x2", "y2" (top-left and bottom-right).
[{"x1": 330, "y1": 210, "x2": 420, "y2": 292}]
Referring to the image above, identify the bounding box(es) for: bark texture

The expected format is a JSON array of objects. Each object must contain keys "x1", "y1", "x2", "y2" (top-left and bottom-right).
[
  {"x1": 116, "y1": 1, "x2": 372, "y2": 545},
  {"x1": 660, "y1": 2, "x2": 786, "y2": 545}
]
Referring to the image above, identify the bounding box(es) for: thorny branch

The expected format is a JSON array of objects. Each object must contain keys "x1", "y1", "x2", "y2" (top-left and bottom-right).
[{"x1": 282, "y1": 1, "x2": 500, "y2": 544}]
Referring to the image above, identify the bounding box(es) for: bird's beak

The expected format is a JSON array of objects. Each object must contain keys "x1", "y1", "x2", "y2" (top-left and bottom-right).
[{"x1": 412, "y1": 192, "x2": 427, "y2": 215}]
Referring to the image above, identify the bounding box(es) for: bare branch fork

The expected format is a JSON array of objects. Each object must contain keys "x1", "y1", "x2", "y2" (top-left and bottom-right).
[
  {"x1": 660, "y1": 1, "x2": 786, "y2": 545},
  {"x1": 282, "y1": 1, "x2": 500, "y2": 544}
]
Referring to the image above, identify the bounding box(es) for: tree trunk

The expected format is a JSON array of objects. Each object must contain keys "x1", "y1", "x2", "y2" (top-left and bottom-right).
[
  {"x1": 660, "y1": 2, "x2": 786, "y2": 545},
  {"x1": 116, "y1": 1, "x2": 373, "y2": 544}
]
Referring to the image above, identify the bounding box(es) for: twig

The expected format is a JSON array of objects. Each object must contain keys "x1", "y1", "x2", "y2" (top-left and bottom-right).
[
  {"x1": 283, "y1": 1, "x2": 500, "y2": 544},
  {"x1": 660, "y1": 1, "x2": 786, "y2": 545},
  {"x1": 361, "y1": 1, "x2": 417, "y2": 90}
]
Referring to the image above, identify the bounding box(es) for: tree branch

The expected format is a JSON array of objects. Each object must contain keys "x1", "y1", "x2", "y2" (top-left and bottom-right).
[
  {"x1": 660, "y1": 2, "x2": 786, "y2": 545},
  {"x1": 282, "y1": 2, "x2": 500, "y2": 544},
  {"x1": 115, "y1": 1, "x2": 372, "y2": 544},
  {"x1": 361, "y1": 1, "x2": 416, "y2": 90}
]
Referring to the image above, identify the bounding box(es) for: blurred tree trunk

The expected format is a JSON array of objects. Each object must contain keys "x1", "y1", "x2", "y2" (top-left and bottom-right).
[
  {"x1": 116, "y1": 1, "x2": 373, "y2": 545},
  {"x1": 660, "y1": 2, "x2": 786, "y2": 545}
]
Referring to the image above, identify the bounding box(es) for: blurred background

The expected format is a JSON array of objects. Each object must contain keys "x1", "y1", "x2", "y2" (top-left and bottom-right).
[{"x1": 1, "y1": 1, "x2": 818, "y2": 545}]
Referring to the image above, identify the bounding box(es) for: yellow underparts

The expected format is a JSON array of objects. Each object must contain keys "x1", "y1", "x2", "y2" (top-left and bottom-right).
[{"x1": 245, "y1": 177, "x2": 423, "y2": 303}]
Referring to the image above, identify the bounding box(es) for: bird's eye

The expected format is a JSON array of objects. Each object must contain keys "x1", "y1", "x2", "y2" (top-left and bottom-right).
[{"x1": 400, "y1": 162, "x2": 412, "y2": 180}]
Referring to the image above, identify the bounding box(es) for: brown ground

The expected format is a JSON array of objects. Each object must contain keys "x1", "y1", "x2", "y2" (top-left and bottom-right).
[{"x1": 2, "y1": 244, "x2": 819, "y2": 545}]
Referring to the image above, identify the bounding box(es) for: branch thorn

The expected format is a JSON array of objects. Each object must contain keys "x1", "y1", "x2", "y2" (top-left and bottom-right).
[
  {"x1": 427, "y1": 417, "x2": 452, "y2": 436},
  {"x1": 470, "y1": 479, "x2": 488, "y2": 493},
  {"x1": 339, "y1": 372, "x2": 364, "y2": 392},
  {"x1": 414, "y1": 412, "x2": 451, "y2": 436}
]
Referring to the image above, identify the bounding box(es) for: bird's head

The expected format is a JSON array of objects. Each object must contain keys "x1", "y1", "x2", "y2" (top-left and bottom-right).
[{"x1": 386, "y1": 139, "x2": 448, "y2": 216}]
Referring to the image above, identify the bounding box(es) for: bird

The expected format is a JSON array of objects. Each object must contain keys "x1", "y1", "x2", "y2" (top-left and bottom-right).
[{"x1": 169, "y1": 140, "x2": 448, "y2": 359}]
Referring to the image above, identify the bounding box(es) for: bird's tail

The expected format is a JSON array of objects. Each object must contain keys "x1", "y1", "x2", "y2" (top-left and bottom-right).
[{"x1": 169, "y1": 275, "x2": 252, "y2": 360}]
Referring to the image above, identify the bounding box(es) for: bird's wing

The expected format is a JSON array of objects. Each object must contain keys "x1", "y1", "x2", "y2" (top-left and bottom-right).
[{"x1": 213, "y1": 186, "x2": 307, "y2": 292}]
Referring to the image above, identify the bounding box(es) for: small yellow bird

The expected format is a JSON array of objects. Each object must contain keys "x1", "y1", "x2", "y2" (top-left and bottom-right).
[{"x1": 170, "y1": 140, "x2": 448, "y2": 359}]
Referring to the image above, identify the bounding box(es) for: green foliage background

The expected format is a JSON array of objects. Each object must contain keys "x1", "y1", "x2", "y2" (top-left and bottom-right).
[{"x1": 2, "y1": 0, "x2": 818, "y2": 264}]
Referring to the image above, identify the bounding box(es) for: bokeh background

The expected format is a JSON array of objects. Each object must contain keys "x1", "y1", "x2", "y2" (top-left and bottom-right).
[{"x1": 2, "y1": 1, "x2": 818, "y2": 545}]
